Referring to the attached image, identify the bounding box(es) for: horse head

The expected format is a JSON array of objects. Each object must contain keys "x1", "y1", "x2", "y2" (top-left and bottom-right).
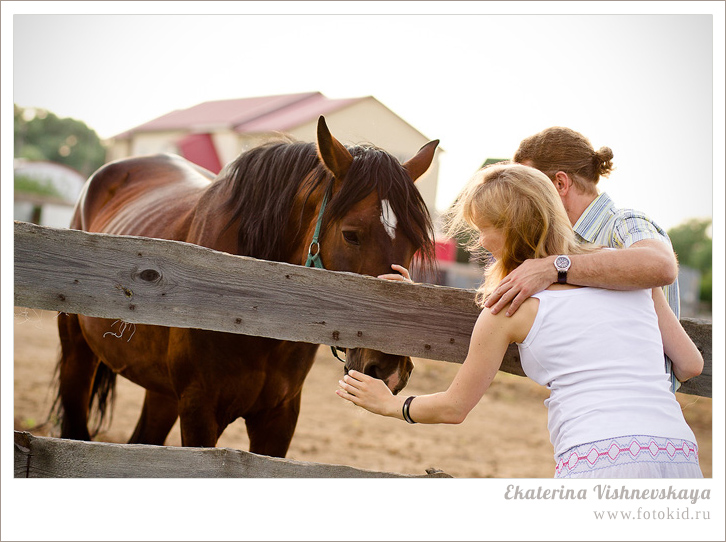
[{"x1": 313, "y1": 116, "x2": 438, "y2": 394}]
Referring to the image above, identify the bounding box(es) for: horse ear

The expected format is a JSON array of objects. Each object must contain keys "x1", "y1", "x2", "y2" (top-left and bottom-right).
[
  {"x1": 317, "y1": 116, "x2": 353, "y2": 179},
  {"x1": 403, "y1": 140, "x2": 439, "y2": 182}
]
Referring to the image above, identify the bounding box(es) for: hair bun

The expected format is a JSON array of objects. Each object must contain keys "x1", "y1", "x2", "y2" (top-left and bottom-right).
[{"x1": 594, "y1": 146, "x2": 614, "y2": 177}]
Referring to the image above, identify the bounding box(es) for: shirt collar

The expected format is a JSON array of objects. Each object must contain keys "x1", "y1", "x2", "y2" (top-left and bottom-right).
[{"x1": 573, "y1": 192, "x2": 615, "y2": 243}]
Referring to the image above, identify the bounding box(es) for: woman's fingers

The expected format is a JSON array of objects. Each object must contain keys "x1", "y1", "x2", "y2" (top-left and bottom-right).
[
  {"x1": 338, "y1": 378, "x2": 355, "y2": 394},
  {"x1": 337, "y1": 371, "x2": 360, "y2": 394},
  {"x1": 390, "y1": 264, "x2": 409, "y2": 276},
  {"x1": 377, "y1": 264, "x2": 413, "y2": 282},
  {"x1": 336, "y1": 387, "x2": 359, "y2": 405},
  {"x1": 336, "y1": 370, "x2": 370, "y2": 404},
  {"x1": 341, "y1": 371, "x2": 368, "y2": 390},
  {"x1": 378, "y1": 273, "x2": 405, "y2": 281}
]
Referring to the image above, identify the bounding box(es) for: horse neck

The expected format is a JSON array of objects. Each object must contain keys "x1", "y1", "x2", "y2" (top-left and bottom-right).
[
  {"x1": 187, "y1": 158, "x2": 328, "y2": 262},
  {"x1": 185, "y1": 180, "x2": 241, "y2": 254}
]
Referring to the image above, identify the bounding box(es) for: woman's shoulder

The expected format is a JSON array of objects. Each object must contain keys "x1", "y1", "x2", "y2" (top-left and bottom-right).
[{"x1": 479, "y1": 296, "x2": 540, "y2": 344}]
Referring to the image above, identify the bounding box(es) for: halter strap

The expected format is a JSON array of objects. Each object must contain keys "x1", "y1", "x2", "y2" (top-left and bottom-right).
[
  {"x1": 304, "y1": 187, "x2": 329, "y2": 269},
  {"x1": 304, "y1": 186, "x2": 345, "y2": 363}
]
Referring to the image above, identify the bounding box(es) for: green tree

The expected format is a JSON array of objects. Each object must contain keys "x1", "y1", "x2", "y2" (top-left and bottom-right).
[
  {"x1": 14, "y1": 104, "x2": 107, "y2": 177},
  {"x1": 668, "y1": 218, "x2": 712, "y2": 303}
]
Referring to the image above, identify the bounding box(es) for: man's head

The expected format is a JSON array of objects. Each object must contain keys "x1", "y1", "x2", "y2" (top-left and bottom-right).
[{"x1": 513, "y1": 127, "x2": 614, "y2": 197}]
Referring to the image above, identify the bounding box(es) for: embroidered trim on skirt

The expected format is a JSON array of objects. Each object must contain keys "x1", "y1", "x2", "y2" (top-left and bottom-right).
[{"x1": 555, "y1": 435, "x2": 702, "y2": 478}]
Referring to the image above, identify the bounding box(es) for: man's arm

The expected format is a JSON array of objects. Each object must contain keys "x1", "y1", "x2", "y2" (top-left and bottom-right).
[{"x1": 485, "y1": 239, "x2": 678, "y2": 316}]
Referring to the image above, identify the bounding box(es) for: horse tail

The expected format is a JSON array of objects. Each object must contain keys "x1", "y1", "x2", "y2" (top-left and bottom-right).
[
  {"x1": 51, "y1": 356, "x2": 117, "y2": 438},
  {"x1": 87, "y1": 363, "x2": 117, "y2": 437}
]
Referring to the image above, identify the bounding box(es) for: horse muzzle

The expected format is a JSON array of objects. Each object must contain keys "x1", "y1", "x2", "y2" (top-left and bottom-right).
[{"x1": 343, "y1": 348, "x2": 414, "y2": 395}]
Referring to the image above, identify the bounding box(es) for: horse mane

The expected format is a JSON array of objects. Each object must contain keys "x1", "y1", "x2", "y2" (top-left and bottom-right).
[
  {"x1": 218, "y1": 138, "x2": 435, "y2": 269},
  {"x1": 218, "y1": 138, "x2": 322, "y2": 261}
]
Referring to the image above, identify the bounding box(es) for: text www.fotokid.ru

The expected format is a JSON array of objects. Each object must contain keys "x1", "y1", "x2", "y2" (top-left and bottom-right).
[{"x1": 594, "y1": 507, "x2": 711, "y2": 521}]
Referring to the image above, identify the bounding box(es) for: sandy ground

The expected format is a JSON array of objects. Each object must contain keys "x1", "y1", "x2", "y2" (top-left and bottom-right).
[{"x1": 13, "y1": 308, "x2": 712, "y2": 478}]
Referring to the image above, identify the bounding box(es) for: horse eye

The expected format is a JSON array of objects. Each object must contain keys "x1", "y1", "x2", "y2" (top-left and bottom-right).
[{"x1": 342, "y1": 230, "x2": 360, "y2": 245}]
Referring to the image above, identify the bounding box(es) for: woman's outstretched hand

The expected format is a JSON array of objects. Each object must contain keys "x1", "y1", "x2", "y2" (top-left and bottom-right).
[
  {"x1": 377, "y1": 264, "x2": 413, "y2": 283},
  {"x1": 336, "y1": 370, "x2": 396, "y2": 417}
]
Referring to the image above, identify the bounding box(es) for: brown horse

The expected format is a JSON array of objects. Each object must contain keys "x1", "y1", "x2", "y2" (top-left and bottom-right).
[{"x1": 54, "y1": 116, "x2": 438, "y2": 457}]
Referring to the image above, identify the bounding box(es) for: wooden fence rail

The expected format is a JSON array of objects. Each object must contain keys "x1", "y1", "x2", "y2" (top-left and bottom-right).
[
  {"x1": 13, "y1": 432, "x2": 450, "y2": 478},
  {"x1": 14, "y1": 221, "x2": 712, "y2": 397}
]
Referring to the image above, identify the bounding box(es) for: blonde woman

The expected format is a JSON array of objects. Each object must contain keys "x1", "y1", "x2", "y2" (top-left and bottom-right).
[{"x1": 339, "y1": 162, "x2": 703, "y2": 478}]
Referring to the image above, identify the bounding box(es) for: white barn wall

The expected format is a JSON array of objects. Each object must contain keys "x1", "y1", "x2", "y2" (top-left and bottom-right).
[{"x1": 129, "y1": 131, "x2": 184, "y2": 157}]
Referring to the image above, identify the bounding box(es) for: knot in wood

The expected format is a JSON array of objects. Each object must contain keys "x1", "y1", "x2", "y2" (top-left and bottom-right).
[{"x1": 139, "y1": 269, "x2": 160, "y2": 282}]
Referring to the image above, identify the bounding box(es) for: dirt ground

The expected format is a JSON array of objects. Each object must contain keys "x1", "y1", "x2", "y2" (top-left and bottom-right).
[{"x1": 13, "y1": 308, "x2": 712, "y2": 478}]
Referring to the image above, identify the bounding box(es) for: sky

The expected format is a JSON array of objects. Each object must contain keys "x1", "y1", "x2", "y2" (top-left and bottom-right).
[
  {"x1": 5, "y1": 3, "x2": 723, "y2": 231},
  {"x1": 2, "y1": 3, "x2": 725, "y2": 541}
]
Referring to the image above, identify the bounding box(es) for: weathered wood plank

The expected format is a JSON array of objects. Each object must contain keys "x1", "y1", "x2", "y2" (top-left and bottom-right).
[
  {"x1": 13, "y1": 221, "x2": 711, "y2": 396},
  {"x1": 13, "y1": 220, "x2": 482, "y2": 364},
  {"x1": 678, "y1": 318, "x2": 712, "y2": 397},
  {"x1": 13, "y1": 432, "x2": 451, "y2": 478}
]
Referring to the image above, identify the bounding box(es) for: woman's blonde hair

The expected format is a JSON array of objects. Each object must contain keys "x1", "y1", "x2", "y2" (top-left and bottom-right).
[{"x1": 444, "y1": 162, "x2": 596, "y2": 307}]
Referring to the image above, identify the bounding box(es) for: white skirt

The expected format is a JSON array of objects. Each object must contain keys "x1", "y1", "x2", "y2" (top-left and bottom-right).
[{"x1": 554, "y1": 435, "x2": 703, "y2": 478}]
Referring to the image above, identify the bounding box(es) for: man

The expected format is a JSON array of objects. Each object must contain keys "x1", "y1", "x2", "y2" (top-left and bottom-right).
[{"x1": 484, "y1": 127, "x2": 681, "y2": 391}]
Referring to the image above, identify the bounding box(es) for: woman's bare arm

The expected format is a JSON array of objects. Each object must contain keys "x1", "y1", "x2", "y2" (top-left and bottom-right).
[
  {"x1": 336, "y1": 302, "x2": 535, "y2": 423},
  {"x1": 652, "y1": 287, "x2": 703, "y2": 382}
]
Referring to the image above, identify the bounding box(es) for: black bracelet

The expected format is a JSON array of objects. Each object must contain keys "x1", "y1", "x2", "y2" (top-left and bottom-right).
[{"x1": 402, "y1": 395, "x2": 417, "y2": 424}]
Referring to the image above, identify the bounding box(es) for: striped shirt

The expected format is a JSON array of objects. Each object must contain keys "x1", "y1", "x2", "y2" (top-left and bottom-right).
[{"x1": 572, "y1": 192, "x2": 681, "y2": 392}]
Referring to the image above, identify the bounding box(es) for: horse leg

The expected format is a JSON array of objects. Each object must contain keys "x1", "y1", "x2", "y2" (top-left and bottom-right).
[
  {"x1": 245, "y1": 394, "x2": 302, "y2": 458},
  {"x1": 177, "y1": 386, "x2": 220, "y2": 447},
  {"x1": 56, "y1": 312, "x2": 99, "y2": 440},
  {"x1": 128, "y1": 390, "x2": 179, "y2": 445}
]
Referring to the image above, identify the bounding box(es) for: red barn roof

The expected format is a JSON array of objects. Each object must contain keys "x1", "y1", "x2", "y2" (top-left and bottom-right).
[{"x1": 114, "y1": 92, "x2": 364, "y2": 138}]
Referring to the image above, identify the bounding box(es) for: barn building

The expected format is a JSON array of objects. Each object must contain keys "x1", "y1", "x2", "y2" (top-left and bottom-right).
[{"x1": 106, "y1": 92, "x2": 441, "y2": 221}]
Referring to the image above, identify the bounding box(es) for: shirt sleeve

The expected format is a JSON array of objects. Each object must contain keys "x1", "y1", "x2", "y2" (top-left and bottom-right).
[{"x1": 611, "y1": 211, "x2": 671, "y2": 249}]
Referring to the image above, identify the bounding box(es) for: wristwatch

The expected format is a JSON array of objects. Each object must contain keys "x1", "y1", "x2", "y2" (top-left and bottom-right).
[{"x1": 554, "y1": 255, "x2": 571, "y2": 284}]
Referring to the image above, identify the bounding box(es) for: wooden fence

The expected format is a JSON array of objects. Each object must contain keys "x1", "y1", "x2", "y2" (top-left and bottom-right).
[
  {"x1": 14, "y1": 221, "x2": 712, "y2": 397},
  {"x1": 13, "y1": 432, "x2": 450, "y2": 478}
]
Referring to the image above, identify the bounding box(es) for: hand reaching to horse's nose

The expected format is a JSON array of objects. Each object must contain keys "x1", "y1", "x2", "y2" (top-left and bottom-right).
[
  {"x1": 377, "y1": 264, "x2": 413, "y2": 283},
  {"x1": 336, "y1": 370, "x2": 397, "y2": 417}
]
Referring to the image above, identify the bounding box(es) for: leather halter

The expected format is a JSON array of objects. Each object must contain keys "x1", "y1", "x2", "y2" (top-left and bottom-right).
[
  {"x1": 304, "y1": 187, "x2": 329, "y2": 269},
  {"x1": 303, "y1": 186, "x2": 346, "y2": 363}
]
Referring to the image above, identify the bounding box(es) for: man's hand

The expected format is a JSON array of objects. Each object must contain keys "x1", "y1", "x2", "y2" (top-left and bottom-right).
[
  {"x1": 484, "y1": 256, "x2": 556, "y2": 316},
  {"x1": 485, "y1": 239, "x2": 678, "y2": 317}
]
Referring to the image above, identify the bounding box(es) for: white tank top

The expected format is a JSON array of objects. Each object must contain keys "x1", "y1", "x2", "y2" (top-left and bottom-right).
[{"x1": 516, "y1": 287, "x2": 696, "y2": 456}]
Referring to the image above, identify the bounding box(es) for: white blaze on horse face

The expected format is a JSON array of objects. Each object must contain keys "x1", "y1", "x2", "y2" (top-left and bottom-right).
[{"x1": 380, "y1": 199, "x2": 397, "y2": 240}]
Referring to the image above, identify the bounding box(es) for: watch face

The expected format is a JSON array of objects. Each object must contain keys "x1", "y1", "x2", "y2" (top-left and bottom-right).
[{"x1": 555, "y1": 256, "x2": 570, "y2": 270}]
